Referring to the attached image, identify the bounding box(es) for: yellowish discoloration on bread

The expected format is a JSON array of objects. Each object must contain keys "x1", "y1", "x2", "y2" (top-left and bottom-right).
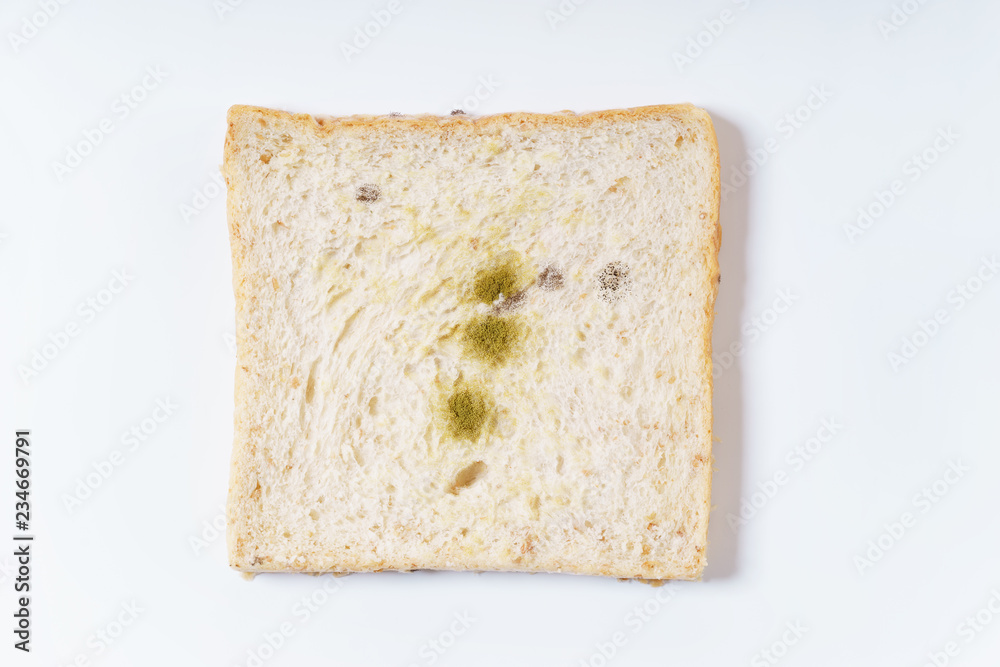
[{"x1": 225, "y1": 104, "x2": 720, "y2": 580}]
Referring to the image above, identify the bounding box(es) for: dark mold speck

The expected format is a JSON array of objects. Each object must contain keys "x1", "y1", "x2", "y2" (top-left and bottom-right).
[
  {"x1": 492, "y1": 289, "x2": 527, "y2": 314},
  {"x1": 537, "y1": 266, "x2": 564, "y2": 291},
  {"x1": 598, "y1": 262, "x2": 631, "y2": 303},
  {"x1": 356, "y1": 183, "x2": 381, "y2": 203}
]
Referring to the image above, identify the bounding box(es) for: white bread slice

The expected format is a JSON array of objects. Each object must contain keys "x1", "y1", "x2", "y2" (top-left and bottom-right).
[{"x1": 224, "y1": 104, "x2": 720, "y2": 580}]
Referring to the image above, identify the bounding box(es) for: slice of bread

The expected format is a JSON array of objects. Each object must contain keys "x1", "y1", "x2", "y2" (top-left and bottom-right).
[{"x1": 224, "y1": 104, "x2": 720, "y2": 580}]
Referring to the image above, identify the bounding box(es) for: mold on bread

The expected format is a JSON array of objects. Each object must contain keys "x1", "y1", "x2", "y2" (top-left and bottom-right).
[{"x1": 224, "y1": 103, "x2": 721, "y2": 580}]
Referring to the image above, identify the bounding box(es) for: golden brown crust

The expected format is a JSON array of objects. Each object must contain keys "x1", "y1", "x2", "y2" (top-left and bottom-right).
[
  {"x1": 695, "y1": 108, "x2": 721, "y2": 577},
  {"x1": 223, "y1": 107, "x2": 263, "y2": 568},
  {"x1": 226, "y1": 103, "x2": 713, "y2": 139}
]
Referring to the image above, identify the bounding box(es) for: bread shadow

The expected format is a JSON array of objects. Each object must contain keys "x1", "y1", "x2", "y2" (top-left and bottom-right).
[{"x1": 702, "y1": 113, "x2": 748, "y2": 581}]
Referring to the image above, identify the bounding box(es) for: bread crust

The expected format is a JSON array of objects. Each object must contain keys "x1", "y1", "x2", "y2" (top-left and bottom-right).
[{"x1": 224, "y1": 104, "x2": 721, "y2": 580}]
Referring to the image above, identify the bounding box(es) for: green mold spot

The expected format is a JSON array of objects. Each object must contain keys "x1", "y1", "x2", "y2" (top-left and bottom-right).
[
  {"x1": 464, "y1": 315, "x2": 522, "y2": 366},
  {"x1": 472, "y1": 260, "x2": 522, "y2": 305},
  {"x1": 446, "y1": 387, "x2": 489, "y2": 441}
]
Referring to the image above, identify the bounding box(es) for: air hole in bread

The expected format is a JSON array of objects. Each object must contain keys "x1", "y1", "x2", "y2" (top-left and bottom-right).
[
  {"x1": 675, "y1": 135, "x2": 684, "y2": 147},
  {"x1": 448, "y1": 461, "x2": 486, "y2": 494},
  {"x1": 259, "y1": 153, "x2": 272, "y2": 164},
  {"x1": 355, "y1": 183, "x2": 381, "y2": 203},
  {"x1": 606, "y1": 177, "x2": 628, "y2": 194},
  {"x1": 304, "y1": 363, "x2": 317, "y2": 403},
  {"x1": 308, "y1": 509, "x2": 319, "y2": 521}
]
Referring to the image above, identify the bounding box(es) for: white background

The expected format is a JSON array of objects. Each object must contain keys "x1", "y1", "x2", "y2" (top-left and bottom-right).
[{"x1": 2, "y1": 0, "x2": 999, "y2": 665}]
